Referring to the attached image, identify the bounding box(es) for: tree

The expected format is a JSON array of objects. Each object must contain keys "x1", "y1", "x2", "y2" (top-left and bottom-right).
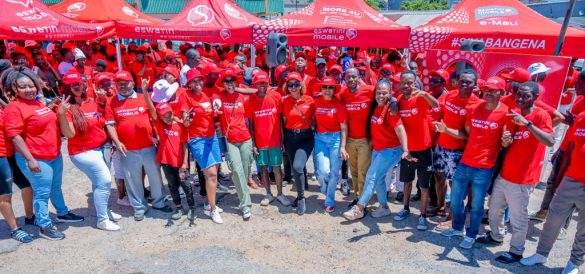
[
  {"x1": 400, "y1": 0, "x2": 449, "y2": 11},
  {"x1": 365, "y1": 0, "x2": 383, "y2": 11}
]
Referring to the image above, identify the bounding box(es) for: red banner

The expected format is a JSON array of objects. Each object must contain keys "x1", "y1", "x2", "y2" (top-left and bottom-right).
[{"x1": 420, "y1": 49, "x2": 571, "y2": 107}]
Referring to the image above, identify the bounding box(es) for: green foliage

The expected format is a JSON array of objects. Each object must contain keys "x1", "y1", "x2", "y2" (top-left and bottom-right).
[
  {"x1": 400, "y1": 0, "x2": 450, "y2": 11},
  {"x1": 365, "y1": 0, "x2": 381, "y2": 11}
]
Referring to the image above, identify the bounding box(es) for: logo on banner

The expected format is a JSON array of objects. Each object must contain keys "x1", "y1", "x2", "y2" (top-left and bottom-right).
[
  {"x1": 346, "y1": 29, "x2": 357, "y2": 40},
  {"x1": 321, "y1": 7, "x2": 362, "y2": 18},
  {"x1": 476, "y1": 6, "x2": 519, "y2": 27},
  {"x1": 122, "y1": 6, "x2": 139, "y2": 18},
  {"x1": 219, "y1": 28, "x2": 231, "y2": 40},
  {"x1": 224, "y1": 3, "x2": 246, "y2": 21},
  {"x1": 187, "y1": 5, "x2": 214, "y2": 26},
  {"x1": 67, "y1": 2, "x2": 86, "y2": 12},
  {"x1": 5, "y1": 0, "x2": 33, "y2": 8}
]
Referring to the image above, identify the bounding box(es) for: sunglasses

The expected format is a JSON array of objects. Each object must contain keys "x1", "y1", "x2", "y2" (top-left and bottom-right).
[
  {"x1": 223, "y1": 78, "x2": 236, "y2": 83},
  {"x1": 429, "y1": 79, "x2": 444, "y2": 84},
  {"x1": 287, "y1": 82, "x2": 301, "y2": 88},
  {"x1": 322, "y1": 85, "x2": 336, "y2": 90},
  {"x1": 381, "y1": 70, "x2": 393, "y2": 76}
]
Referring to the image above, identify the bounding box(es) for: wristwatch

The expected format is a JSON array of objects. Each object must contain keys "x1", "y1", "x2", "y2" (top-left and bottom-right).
[{"x1": 526, "y1": 121, "x2": 533, "y2": 128}]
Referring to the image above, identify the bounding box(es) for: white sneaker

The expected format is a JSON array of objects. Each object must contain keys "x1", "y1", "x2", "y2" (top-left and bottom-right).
[
  {"x1": 459, "y1": 236, "x2": 475, "y2": 249},
  {"x1": 108, "y1": 210, "x2": 122, "y2": 222},
  {"x1": 210, "y1": 208, "x2": 223, "y2": 224},
  {"x1": 371, "y1": 207, "x2": 391, "y2": 218},
  {"x1": 203, "y1": 203, "x2": 223, "y2": 213},
  {"x1": 97, "y1": 220, "x2": 120, "y2": 231},
  {"x1": 343, "y1": 205, "x2": 365, "y2": 221},
  {"x1": 276, "y1": 193, "x2": 291, "y2": 206},
  {"x1": 116, "y1": 197, "x2": 131, "y2": 207},
  {"x1": 562, "y1": 261, "x2": 580, "y2": 274},
  {"x1": 520, "y1": 253, "x2": 547, "y2": 266},
  {"x1": 260, "y1": 193, "x2": 275, "y2": 206}
]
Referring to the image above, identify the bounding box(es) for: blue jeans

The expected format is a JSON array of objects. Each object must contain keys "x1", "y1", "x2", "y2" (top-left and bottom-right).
[
  {"x1": 15, "y1": 153, "x2": 67, "y2": 228},
  {"x1": 70, "y1": 148, "x2": 112, "y2": 223},
  {"x1": 359, "y1": 146, "x2": 403, "y2": 207},
  {"x1": 450, "y1": 163, "x2": 494, "y2": 238},
  {"x1": 313, "y1": 132, "x2": 342, "y2": 207}
]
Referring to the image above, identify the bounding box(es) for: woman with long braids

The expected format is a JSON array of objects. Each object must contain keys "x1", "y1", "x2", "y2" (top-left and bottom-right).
[
  {"x1": 58, "y1": 71, "x2": 121, "y2": 231},
  {"x1": 343, "y1": 79, "x2": 411, "y2": 220},
  {"x1": 4, "y1": 67, "x2": 83, "y2": 241}
]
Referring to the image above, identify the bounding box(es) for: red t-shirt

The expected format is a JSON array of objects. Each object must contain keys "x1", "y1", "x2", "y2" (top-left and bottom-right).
[
  {"x1": 398, "y1": 95, "x2": 432, "y2": 152},
  {"x1": 105, "y1": 93, "x2": 155, "y2": 150},
  {"x1": 437, "y1": 90, "x2": 481, "y2": 150},
  {"x1": 282, "y1": 95, "x2": 314, "y2": 130},
  {"x1": 4, "y1": 99, "x2": 61, "y2": 160},
  {"x1": 560, "y1": 91, "x2": 575, "y2": 105},
  {"x1": 305, "y1": 77, "x2": 324, "y2": 98},
  {"x1": 178, "y1": 91, "x2": 215, "y2": 139},
  {"x1": 155, "y1": 120, "x2": 188, "y2": 168},
  {"x1": 202, "y1": 85, "x2": 220, "y2": 98},
  {"x1": 0, "y1": 109, "x2": 14, "y2": 157},
  {"x1": 166, "y1": 87, "x2": 186, "y2": 116},
  {"x1": 130, "y1": 61, "x2": 156, "y2": 89},
  {"x1": 212, "y1": 91, "x2": 251, "y2": 143},
  {"x1": 461, "y1": 102, "x2": 510, "y2": 169},
  {"x1": 572, "y1": 96, "x2": 585, "y2": 115},
  {"x1": 371, "y1": 105, "x2": 402, "y2": 151},
  {"x1": 338, "y1": 85, "x2": 375, "y2": 139},
  {"x1": 500, "y1": 107, "x2": 553, "y2": 184},
  {"x1": 245, "y1": 92, "x2": 282, "y2": 149},
  {"x1": 565, "y1": 112, "x2": 585, "y2": 184},
  {"x1": 314, "y1": 97, "x2": 348, "y2": 133},
  {"x1": 501, "y1": 95, "x2": 556, "y2": 120},
  {"x1": 66, "y1": 98, "x2": 107, "y2": 156}
]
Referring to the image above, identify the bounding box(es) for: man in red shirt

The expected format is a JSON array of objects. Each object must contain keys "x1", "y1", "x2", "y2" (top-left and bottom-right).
[
  {"x1": 521, "y1": 110, "x2": 585, "y2": 274},
  {"x1": 476, "y1": 81, "x2": 555, "y2": 264},
  {"x1": 437, "y1": 76, "x2": 510, "y2": 249},
  {"x1": 105, "y1": 71, "x2": 171, "y2": 221},
  {"x1": 338, "y1": 68, "x2": 376, "y2": 207},
  {"x1": 394, "y1": 70, "x2": 439, "y2": 230},
  {"x1": 246, "y1": 72, "x2": 291, "y2": 207},
  {"x1": 130, "y1": 47, "x2": 156, "y2": 93},
  {"x1": 305, "y1": 58, "x2": 327, "y2": 97}
]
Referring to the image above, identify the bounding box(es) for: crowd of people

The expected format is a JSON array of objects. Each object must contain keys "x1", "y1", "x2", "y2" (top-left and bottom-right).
[{"x1": 0, "y1": 39, "x2": 584, "y2": 273}]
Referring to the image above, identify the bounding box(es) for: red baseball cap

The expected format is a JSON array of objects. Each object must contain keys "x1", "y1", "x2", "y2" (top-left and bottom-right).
[
  {"x1": 155, "y1": 102, "x2": 173, "y2": 117},
  {"x1": 483, "y1": 76, "x2": 506, "y2": 91},
  {"x1": 499, "y1": 68, "x2": 531, "y2": 83},
  {"x1": 114, "y1": 71, "x2": 133, "y2": 82},
  {"x1": 165, "y1": 49, "x2": 176, "y2": 59},
  {"x1": 218, "y1": 69, "x2": 237, "y2": 84},
  {"x1": 430, "y1": 69, "x2": 449, "y2": 82},
  {"x1": 203, "y1": 63, "x2": 222, "y2": 75},
  {"x1": 328, "y1": 64, "x2": 342, "y2": 73},
  {"x1": 94, "y1": 72, "x2": 113, "y2": 84},
  {"x1": 253, "y1": 71, "x2": 269, "y2": 85},
  {"x1": 136, "y1": 46, "x2": 147, "y2": 53},
  {"x1": 286, "y1": 72, "x2": 303, "y2": 83},
  {"x1": 163, "y1": 66, "x2": 180, "y2": 80},
  {"x1": 381, "y1": 64, "x2": 396, "y2": 74},
  {"x1": 186, "y1": 69, "x2": 203, "y2": 83},
  {"x1": 316, "y1": 77, "x2": 341, "y2": 93},
  {"x1": 62, "y1": 71, "x2": 84, "y2": 85}
]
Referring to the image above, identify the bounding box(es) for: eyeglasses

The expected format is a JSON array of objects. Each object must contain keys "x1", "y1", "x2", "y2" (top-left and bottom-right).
[
  {"x1": 287, "y1": 82, "x2": 301, "y2": 88},
  {"x1": 322, "y1": 85, "x2": 336, "y2": 90}
]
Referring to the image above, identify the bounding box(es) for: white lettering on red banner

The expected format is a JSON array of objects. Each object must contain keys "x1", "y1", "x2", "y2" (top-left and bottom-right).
[{"x1": 450, "y1": 37, "x2": 545, "y2": 49}]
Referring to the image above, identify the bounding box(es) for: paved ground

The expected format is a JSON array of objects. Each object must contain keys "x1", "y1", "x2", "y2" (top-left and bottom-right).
[{"x1": 0, "y1": 143, "x2": 580, "y2": 273}]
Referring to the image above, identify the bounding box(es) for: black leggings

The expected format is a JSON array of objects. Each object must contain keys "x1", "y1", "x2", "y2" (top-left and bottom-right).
[
  {"x1": 285, "y1": 130, "x2": 314, "y2": 199},
  {"x1": 161, "y1": 164, "x2": 195, "y2": 208}
]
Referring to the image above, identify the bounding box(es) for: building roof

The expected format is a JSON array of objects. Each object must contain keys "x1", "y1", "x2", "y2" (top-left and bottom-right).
[
  {"x1": 140, "y1": 0, "x2": 187, "y2": 14},
  {"x1": 382, "y1": 10, "x2": 446, "y2": 28},
  {"x1": 41, "y1": 0, "x2": 136, "y2": 4},
  {"x1": 235, "y1": 0, "x2": 284, "y2": 15}
]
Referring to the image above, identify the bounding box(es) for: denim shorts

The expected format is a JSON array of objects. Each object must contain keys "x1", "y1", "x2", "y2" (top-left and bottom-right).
[
  {"x1": 257, "y1": 147, "x2": 283, "y2": 167},
  {"x1": 188, "y1": 136, "x2": 222, "y2": 170}
]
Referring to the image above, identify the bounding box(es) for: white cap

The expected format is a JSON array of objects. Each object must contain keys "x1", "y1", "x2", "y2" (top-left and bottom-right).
[
  {"x1": 74, "y1": 48, "x2": 86, "y2": 60},
  {"x1": 528, "y1": 62, "x2": 551, "y2": 76},
  {"x1": 151, "y1": 79, "x2": 179, "y2": 103}
]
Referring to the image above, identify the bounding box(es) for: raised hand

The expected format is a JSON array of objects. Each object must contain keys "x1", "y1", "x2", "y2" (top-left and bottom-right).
[
  {"x1": 58, "y1": 95, "x2": 72, "y2": 116},
  {"x1": 507, "y1": 109, "x2": 529, "y2": 126}
]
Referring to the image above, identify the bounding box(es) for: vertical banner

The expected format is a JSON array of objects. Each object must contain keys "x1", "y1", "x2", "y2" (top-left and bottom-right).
[{"x1": 420, "y1": 49, "x2": 571, "y2": 107}]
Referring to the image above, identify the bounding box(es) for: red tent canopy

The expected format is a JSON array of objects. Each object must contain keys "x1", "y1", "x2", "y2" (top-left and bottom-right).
[
  {"x1": 410, "y1": 0, "x2": 585, "y2": 57},
  {"x1": 114, "y1": 0, "x2": 262, "y2": 43},
  {"x1": 0, "y1": 0, "x2": 114, "y2": 40},
  {"x1": 50, "y1": 0, "x2": 161, "y2": 24},
  {"x1": 252, "y1": 0, "x2": 410, "y2": 48}
]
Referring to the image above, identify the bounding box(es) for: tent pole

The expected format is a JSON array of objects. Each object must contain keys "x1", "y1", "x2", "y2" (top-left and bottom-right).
[
  {"x1": 115, "y1": 38, "x2": 123, "y2": 72},
  {"x1": 554, "y1": 0, "x2": 577, "y2": 56},
  {"x1": 251, "y1": 45, "x2": 256, "y2": 68}
]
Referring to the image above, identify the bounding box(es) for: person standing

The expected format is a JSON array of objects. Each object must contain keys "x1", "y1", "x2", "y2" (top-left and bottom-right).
[
  {"x1": 282, "y1": 72, "x2": 315, "y2": 215},
  {"x1": 4, "y1": 68, "x2": 83, "y2": 240},
  {"x1": 475, "y1": 81, "x2": 554, "y2": 263},
  {"x1": 438, "y1": 76, "x2": 511, "y2": 249},
  {"x1": 338, "y1": 68, "x2": 375, "y2": 207},
  {"x1": 313, "y1": 77, "x2": 349, "y2": 213},
  {"x1": 394, "y1": 71, "x2": 439, "y2": 230},
  {"x1": 179, "y1": 49, "x2": 200, "y2": 87},
  {"x1": 58, "y1": 71, "x2": 121, "y2": 231}
]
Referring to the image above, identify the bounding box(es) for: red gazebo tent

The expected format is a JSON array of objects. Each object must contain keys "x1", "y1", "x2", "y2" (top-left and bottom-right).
[
  {"x1": 0, "y1": 0, "x2": 114, "y2": 40},
  {"x1": 50, "y1": 0, "x2": 161, "y2": 24},
  {"x1": 409, "y1": 0, "x2": 585, "y2": 57},
  {"x1": 252, "y1": 0, "x2": 411, "y2": 48},
  {"x1": 114, "y1": 0, "x2": 262, "y2": 43}
]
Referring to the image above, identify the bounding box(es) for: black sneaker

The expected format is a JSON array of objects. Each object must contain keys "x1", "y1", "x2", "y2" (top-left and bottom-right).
[
  {"x1": 24, "y1": 215, "x2": 36, "y2": 226},
  {"x1": 152, "y1": 205, "x2": 173, "y2": 213},
  {"x1": 411, "y1": 192, "x2": 421, "y2": 201},
  {"x1": 40, "y1": 226, "x2": 65, "y2": 240},
  {"x1": 495, "y1": 252, "x2": 523, "y2": 264},
  {"x1": 11, "y1": 228, "x2": 33, "y2": 243},
  {"x1": 476, "y1": 232, "x2": 503, "y2": 246},
  {"x1": 347, "y1": 199, "x2": 358, "y2": 209},
  {"x1": 57, "y1": 212, "x2": 84, "y2": 223}
]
